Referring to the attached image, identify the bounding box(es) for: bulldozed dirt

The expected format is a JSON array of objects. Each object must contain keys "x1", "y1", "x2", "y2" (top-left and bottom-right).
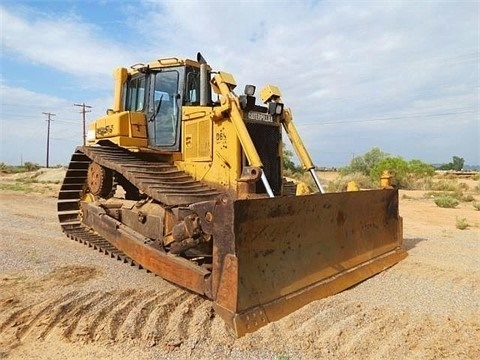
[{"x1": 0, "y1": 171, "x2": 479, "y2": 359}]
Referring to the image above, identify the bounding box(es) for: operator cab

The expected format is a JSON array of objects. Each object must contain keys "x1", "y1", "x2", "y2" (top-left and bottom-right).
[{"x1": 123, "y1": 64, "x2": 205, "y2": 152}]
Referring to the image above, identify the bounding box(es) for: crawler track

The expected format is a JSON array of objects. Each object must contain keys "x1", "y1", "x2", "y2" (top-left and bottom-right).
[{"x1": 57, "y1": 145, "x2": 220, "y2": 267}]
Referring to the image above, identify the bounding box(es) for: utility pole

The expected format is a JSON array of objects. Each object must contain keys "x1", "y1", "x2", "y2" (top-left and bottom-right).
[
  {"x1": 42, "y1": 112, "x2": 56, "y2": 168},
  {"x1": 74, "y1": 103, "x2": 92, "y2": 145}
]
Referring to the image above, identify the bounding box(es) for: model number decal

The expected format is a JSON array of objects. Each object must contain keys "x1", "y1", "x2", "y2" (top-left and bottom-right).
[
  {"x1": 96, "y1": 125, "x2": 113, "y2": 136},
  {"x1": 216, "y1": 132, "x2": 227, "y2": 141}
]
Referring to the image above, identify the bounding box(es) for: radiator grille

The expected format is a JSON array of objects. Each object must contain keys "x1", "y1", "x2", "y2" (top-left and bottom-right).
[{"x1": 246, "y1": 122, "x2": 282, "y2": 195}]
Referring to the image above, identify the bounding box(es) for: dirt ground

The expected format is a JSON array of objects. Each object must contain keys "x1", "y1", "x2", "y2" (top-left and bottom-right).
[{"x1": 0, "y1": 170, "x2": 479, "y2": 359}]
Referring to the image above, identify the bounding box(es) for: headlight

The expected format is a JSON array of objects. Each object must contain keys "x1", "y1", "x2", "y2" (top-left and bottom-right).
[
  {"x1": 268, "y1": 102, "x2": 284, "y2": 115},
  {"x1": 244, "y1": 85, "x2": 256, "y2": 96},
  {"x1": 239, "y1": 95, "x2": 256, "y2": 110}
]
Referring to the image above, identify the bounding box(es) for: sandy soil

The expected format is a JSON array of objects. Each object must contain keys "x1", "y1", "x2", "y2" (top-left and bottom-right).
[{"x1": 0, "y1": 172, "x2": 479, "y2": 359}]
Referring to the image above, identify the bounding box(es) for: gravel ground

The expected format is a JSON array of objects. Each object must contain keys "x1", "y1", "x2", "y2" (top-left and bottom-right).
[{"x1": 0, "y1": 179, "x2": 479, "y2": 359}]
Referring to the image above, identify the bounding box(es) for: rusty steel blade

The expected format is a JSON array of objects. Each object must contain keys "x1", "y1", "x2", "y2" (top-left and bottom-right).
[{"x1": 211, "y1": 189, "x2": 407, "y2": 336}]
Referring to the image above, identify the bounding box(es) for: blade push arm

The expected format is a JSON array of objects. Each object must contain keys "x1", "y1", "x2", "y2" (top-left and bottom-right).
[
  {"x1": 210, "y1": 72, "x2": 275, "y2": 197},
  {"x1": 260, "y1": 84, "x2": 324, "y2": 193},
  {"x1": 282, "y1": 108, "x2": 325, "y2": 193}
]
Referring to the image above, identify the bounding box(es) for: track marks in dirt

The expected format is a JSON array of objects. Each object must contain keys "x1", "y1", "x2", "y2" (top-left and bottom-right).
[
  {"x1": 235, "y1": 297, "x2": 480, "y2": 359},
  {"x1": 0, "y1": 291, "x2": 80, "y2": 343},
  {"x1": 0, "y1": 288, "x2": 213, "y2": 349}
]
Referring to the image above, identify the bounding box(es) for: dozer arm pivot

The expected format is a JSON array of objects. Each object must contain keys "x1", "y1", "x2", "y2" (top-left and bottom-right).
[{"x1": 211, "y1": 73, "x2": 275, "y2": 197}]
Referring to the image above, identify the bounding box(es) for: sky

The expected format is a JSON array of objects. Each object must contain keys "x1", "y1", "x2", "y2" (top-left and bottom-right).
[{"x1": 0, "y1": 0, "x2": 478, "y2": 168}]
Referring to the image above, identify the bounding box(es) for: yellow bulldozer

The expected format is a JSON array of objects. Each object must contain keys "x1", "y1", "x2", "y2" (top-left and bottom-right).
[{"x1": 57, "y1": 53, "x2": 406, "y2": 336}]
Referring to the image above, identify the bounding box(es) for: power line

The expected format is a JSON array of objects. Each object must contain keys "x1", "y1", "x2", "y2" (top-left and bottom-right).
[
  {"x1": 74, "y1": 103, "x2": 92, "y2": 145},
  {"x1": 0, "y1": 112, "x2": 81, "y2": 122},
  {"x1": 42, "y1": 112, "x2": 56, "y2": 168},
  {"x1": 298, "y1": 109, "x2": 476, "y2": 127}
]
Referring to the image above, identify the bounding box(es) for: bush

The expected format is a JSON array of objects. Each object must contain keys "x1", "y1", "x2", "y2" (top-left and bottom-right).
[
  {"x1": 284, "y1": 170, "x2": 317, "y2": 193},
  {"x1": 327, "y1": 172, "x2": 374, "y2": 192},
  {"x1": 462, "y1": 194, "x2": 475, "y2": 202},
  {"x1": 431, "y1": 179, "x2": 461, "y2": 192},
  {"x1": 473, "y1": 202, "x2": 480, "y2": 211},
  {"x1": 23, "y1": 162, "x2": 41, "y2": 172},
  {"x1": 434, "y1": 196, "x2": 459, "y2": 208},
  {"x1": 455, "y1": 217, "x2": 469, "y2": 230},
  {"x1": 426, "y1": 190, "x2": 464, "y2": 201}
]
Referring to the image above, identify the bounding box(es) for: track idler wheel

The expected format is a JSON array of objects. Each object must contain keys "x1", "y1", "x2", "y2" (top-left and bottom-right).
[{"x1": 87, "y1": 162, "x2": 114, "y2": 198}]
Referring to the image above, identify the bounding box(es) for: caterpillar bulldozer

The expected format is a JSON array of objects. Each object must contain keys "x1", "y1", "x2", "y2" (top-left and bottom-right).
[{"x1": 57, "y1": 53, "x2": 406, "y2": 337}]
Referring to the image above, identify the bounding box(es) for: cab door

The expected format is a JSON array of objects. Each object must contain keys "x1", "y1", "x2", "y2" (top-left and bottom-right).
[{"x1": 146, "y1": 70, "x2": 182, "y2": 151}]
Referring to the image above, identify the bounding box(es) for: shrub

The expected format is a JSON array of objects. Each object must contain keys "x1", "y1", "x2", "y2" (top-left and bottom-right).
[
  {"x1": 455, "y1": 217, "x2": 469, "y2": 230},
  {"x1": 473, "y1": 202, "x2": 480, "y2": 211},
  {"x1": 434, "y1": 196, "x2": 459, "y2": 208},
  {"x1": 431, "y1": 179, "x2": 461, "y2": 192},
  {"x1": 462, "y1": 194, "x2": 475, "y2": 202},
  {"x1": 327, "y1": 172, "x2": 374, "y2": 192},
  {"x1": 426, "y1": 190, "x2": 464, "y2": 201},
  {"x1": 23, "y1": 162, "x2": 41, "y2": 172},
  {"x1": 411, "y1": 176, "x2": 434, "y2": 190},
  {"x1": 284, "y1": 170, "x2": 317, "y2": 193}
]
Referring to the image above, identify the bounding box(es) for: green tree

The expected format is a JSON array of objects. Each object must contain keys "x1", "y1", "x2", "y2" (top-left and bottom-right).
[
  {"x1": 437, "y1": 156, "x2": 465, "y2": 171},
  {"x1": 370, "y1": 157, "x2": 409, "y2": 186},
  {"x1": 407, "y1": 159, "x2": 435, "y2": 177},
  {"x1": 452, "y1": 156, "x2": 464, "y2": 171},
  {"x1": 371, "y1": 157, "x2": 434, "y2": 188},
  {"x1": 282, "y1": 144, "x2": 303, "y2": 174},
  {"x1": 341, "y1": 147, "x2": 388, "y2": 176}
]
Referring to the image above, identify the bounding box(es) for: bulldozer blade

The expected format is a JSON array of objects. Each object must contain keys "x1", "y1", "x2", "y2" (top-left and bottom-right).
[{"x1": 211, "y1": 189, "x2": 406, "y2": 336}]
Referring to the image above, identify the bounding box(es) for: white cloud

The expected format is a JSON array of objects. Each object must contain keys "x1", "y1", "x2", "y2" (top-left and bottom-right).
[{"x1": 0, "y1": 5, "x2": 131, "y2": 83}]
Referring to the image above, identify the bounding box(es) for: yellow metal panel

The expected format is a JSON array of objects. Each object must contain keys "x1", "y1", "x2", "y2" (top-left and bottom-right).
[
  {"x1": 129, "y1": 112, "x2": 147, "y2": 138},
  {"x1": 95, "y1": 114, "x2": 126, "y2": 138},
  {"x1": 198, "y1": 120, "x2": 211, "y2": 158},
  {"x1": 183, "y1": 118, "x2": 212, "y2": 161},
  {"x1": 184, "y1": 121, "x2": 198, "y2": 159},
  {"x1": 212, "y1": 119, "x2": 242, "y2": 189},
  {"x1": 218, "y1": 72, "x2": 237, "y2": 88},
  {"x1": 94, "y1": 111, "x2": 146, "y2": 140},
  {"x1": 260, "y1": 85, "x2": 282, "y2": 103}
]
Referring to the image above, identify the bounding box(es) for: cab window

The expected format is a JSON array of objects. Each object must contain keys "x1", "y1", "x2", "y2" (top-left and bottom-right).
[{"x1": 125, "y1": 75, "x2": 146, "y2": 111}]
